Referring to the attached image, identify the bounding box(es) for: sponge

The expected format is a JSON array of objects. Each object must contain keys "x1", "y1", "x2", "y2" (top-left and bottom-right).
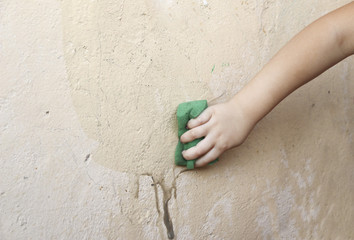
[{"x1": 175, "y1": 100, "x2": 218, "y2": 169}]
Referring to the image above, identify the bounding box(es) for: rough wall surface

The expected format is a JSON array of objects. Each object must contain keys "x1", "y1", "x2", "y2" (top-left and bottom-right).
[{"x1": 1, "y1": 0, "x2": 353, "y2": 239}]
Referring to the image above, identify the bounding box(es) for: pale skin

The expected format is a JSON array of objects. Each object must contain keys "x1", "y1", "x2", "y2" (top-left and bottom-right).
[{"x1": 181, "y1": 2, "x2": 354, "y2": 167}]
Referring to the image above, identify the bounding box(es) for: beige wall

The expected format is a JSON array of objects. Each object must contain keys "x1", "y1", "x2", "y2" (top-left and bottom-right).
[{"x1": 1, "y1": 0, "x2": 353, "y2": 239}]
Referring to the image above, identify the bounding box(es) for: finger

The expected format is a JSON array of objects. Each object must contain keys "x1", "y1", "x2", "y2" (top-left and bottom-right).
[
  {"x1": 180, "y1": 124, "x2": 208, "y2": 143},
  {"x1": 195, "y1": 147, "x2": 221, "y2": 168},
  {"x1": 182, "y1": 135, "x2": 215, "y2": 160},
  {"x1": 187, "y1": 108, "x2": 212, "y2": 129}
]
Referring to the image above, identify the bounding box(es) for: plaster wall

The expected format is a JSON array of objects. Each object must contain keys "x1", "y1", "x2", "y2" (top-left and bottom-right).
[{"x1": 1, "y1": 0, "x2": 353, "y2": 239}]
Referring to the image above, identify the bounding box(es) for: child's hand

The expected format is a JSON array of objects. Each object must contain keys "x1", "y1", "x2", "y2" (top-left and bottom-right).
[
  {"x1": 180, "y1": 98, "x2": 255, "y2": 167},
  {"x1": 182, "y1": 2, "x2": 354, "y2": 168}
]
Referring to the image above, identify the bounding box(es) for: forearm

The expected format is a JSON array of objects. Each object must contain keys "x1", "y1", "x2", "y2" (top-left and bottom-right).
[{"x1": 233, "y1": 2, "x2": 354, "y2": 125}]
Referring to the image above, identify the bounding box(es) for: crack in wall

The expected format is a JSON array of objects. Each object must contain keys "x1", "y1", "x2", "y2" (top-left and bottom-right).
[
  {"x1": 139, "y1": 169, "x2": 189, "y2": 239},
  {"x1": 163, "y1": 190, "x2": 174, "y2": 239},
  {"x1": 149, "y1": 174, "x2": 174, "y2": 239}
]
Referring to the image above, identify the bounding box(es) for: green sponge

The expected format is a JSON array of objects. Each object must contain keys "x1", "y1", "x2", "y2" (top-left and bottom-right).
[{"x1": 175, "y1": 100, "x2": 218, "y2": 169}]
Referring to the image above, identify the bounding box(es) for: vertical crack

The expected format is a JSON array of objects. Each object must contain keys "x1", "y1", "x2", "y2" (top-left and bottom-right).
[
  {"x1": 163, "y1": 195, "x2": 174, "y2": 239},
  {"x1": 150, "y1": 175, "x2": 174, "y2": 239},
  {"x1": 141, "y1": 169, "x2": 189, "y2": 239}
]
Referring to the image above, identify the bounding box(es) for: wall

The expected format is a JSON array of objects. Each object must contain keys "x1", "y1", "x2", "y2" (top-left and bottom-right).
[{"x1": 1, "y1": 0, "x2": 353, "y2": 239}]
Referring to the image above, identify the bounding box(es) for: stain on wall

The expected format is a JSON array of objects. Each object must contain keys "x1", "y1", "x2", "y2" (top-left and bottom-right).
[{"x1": 1, "y1": 0, "x2": 353, "y2": 239}]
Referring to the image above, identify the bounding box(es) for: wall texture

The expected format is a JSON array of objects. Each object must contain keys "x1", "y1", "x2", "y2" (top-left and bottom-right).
[{"x1": 1, "y1": 0, "x2": 353, "y2": 239}]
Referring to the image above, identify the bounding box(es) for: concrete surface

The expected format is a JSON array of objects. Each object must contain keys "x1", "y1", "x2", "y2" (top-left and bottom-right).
[{"x1": 1, "y1": 0, "x2": 353, "y2": 239}]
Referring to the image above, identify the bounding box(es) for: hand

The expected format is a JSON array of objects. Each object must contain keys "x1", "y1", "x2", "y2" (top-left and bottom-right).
[{"x1": 180, "y1": 97, "x2": 255, "y2": 167}]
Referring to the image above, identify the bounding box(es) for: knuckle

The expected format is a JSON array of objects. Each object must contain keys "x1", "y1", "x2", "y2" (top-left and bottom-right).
[
  {"x1": 196, "y1": 159, "x2": 208, "y2": 167},
  {"x1": 187, "y1": 119, "x2": 195, "y2": 127},
  {"x1": 216, "y1": 141, "x2": 228, "y2": 152},
  {"x1": 194, "y1": 118, "x2": 201, "y2": 125},
  {"x1": 190, "y1": 129, "x2": 198, "y2": 138},
  {"x1": 180, "y1": 134, "x2": 187, "y2": 142},
  {"x1": 188, "y1": 130, "x2": 194, "y2": 138},
  {"x1": 183, "y1": 150, "x2": 192, "y2": 160},
  {"x1": 220, "y1": 143, "x2": 228, "y2": 151},
  {"x1": 208, "y1": 107, "x2": 216, "y2": 115},
  {"x1": 198, "y1": 115, "x2": 206, "y2": 123},
  {"x1": 195, "y1": 147, "x2": 204, "y2": 157}
]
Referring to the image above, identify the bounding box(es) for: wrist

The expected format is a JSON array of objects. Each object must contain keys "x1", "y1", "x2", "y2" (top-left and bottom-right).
[
  {"x1": 228, "y1": 91, "x2": 259, "y2": 128},
  {"x1": 229, "y1": 75, "x2": 278, "y2": 126}
]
